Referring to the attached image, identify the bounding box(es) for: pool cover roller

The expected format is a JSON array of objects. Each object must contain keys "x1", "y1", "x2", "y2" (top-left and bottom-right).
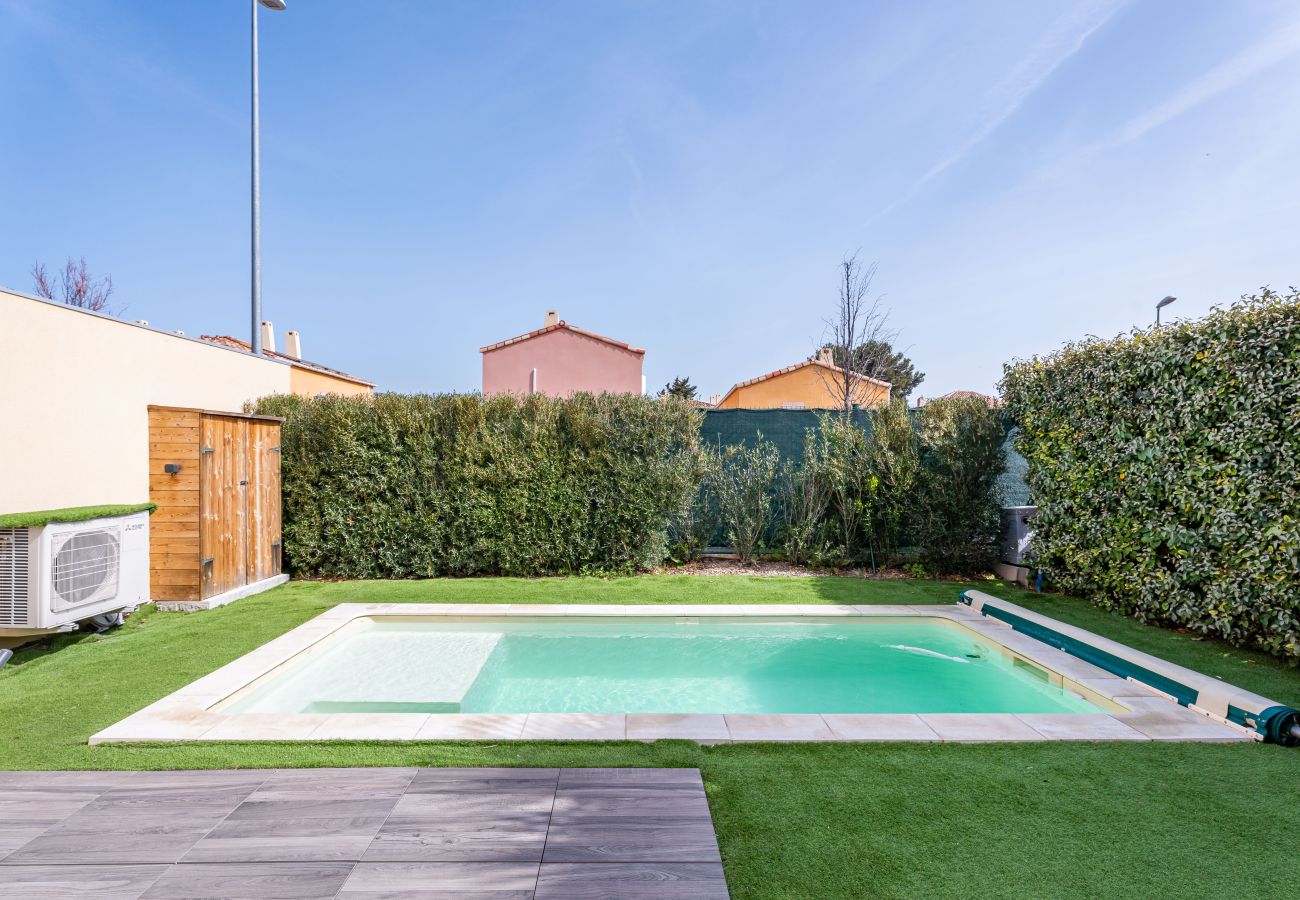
[{"x1": 959, "y1": 590, "x2": 1300, "y2": 747}]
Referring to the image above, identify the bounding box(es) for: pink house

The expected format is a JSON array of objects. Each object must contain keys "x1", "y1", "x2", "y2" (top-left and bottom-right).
[{"x1": 481, "y1": 310, "x2": 646, "y2": 397}]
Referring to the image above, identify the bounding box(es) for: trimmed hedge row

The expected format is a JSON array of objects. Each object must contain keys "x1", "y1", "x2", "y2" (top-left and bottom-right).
[
  {"x1": 251, "y1": 392, "x2": 703, "y2": 577},
  {"x1": 1002, "y1": 288, "x2": 1300, "y2": 661}
]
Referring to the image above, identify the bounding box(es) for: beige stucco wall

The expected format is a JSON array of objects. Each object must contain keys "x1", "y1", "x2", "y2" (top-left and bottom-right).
[
  {"x1": 289, "y1": 365, "x2": 374, "y2": 398},
  {"x1": 0, "y1": 288, "x2": 291, "y2": 514}
]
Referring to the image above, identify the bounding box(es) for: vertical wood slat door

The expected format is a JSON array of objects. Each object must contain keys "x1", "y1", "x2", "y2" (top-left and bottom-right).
[
  {"x1": 151, "y1": 406, "x2": 283, "y2": 603},
  {"x1": 246, "y1": 419, "x2": 282, "y2": 583},
  {"x1": 198, "y1": 414, "x2": 281, "y2": 599},
  {"x1": 200, "y1": 415, "x2": 247, "y2": 598}
]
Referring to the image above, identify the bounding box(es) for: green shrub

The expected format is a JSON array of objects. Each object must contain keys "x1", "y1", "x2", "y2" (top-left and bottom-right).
[
  {"x1": 1001, "y1": 288, "x2": 1300, "y2": 661},
  {"x1": 908, "y1": 396, "x2": 1006, "y2": 575},
  {"x1": 712, "y1": 437, "x2": 782, "y2": 563},
  {"x1": 805, "y1": 414, "x2": 877, "y2": 565},
  {"x1": 777, "y1": 445, "x2": 830, "y2": 566},
  {"x1": 667, "y1": 444, "x2": 720, "y2": 562},
  {"x1": 862, "y1": 399, "x2": 920, "y2": 560},
  {"x1": 251, "y1": 392, "x2": 704, "y2": 577}
]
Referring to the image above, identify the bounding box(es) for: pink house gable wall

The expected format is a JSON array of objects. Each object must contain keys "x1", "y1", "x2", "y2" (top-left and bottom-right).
[{"x1": 482, "y1": 328, "x2": 644, "y2": 396}]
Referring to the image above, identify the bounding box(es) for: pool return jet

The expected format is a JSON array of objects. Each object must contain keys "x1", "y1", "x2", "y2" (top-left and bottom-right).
[{"x1": 959, "y1": 590, "x2": 1300, "y2": 747}]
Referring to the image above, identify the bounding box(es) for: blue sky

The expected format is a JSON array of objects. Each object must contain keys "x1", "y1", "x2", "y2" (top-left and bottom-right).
[{"x1": 2, "y1": 1, "x2": 1298, "y2": 399}]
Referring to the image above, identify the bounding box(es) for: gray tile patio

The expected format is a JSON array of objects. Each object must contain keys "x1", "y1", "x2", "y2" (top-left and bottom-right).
[{"x1": 0, "y1": 767, "x2": 728, "y2": 899}]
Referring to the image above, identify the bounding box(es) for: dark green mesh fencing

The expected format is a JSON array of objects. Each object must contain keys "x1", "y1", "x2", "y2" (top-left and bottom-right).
[
  {"x1": 699, "y1": 408, "x2": 874, "y2": 463},
  {"x1": 699, "y1": 408, "x2": 1029, "y2": 502}
]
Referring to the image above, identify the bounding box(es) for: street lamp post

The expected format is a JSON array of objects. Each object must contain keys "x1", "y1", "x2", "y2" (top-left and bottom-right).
[
  {"x1": 1155, "y1": 295, "x2": 1176, "y2": 326},
  {"x1": 251, "y1": 0, "x2": 286, "y2": 355}
]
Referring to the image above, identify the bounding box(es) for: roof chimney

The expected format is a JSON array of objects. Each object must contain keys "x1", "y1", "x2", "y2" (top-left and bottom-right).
[
  {"x1": 816, "y1": 347, "x2": 835, "y2": 365},
  {"x1": 544, "y1": 310, "x2": 559, "y2": 327},
  {"x1": 260, "y1": 321, "x2": 276, "y2": 354},
  {"x1": 285, "y1": 330, "x2": 302, "y2": 359}
]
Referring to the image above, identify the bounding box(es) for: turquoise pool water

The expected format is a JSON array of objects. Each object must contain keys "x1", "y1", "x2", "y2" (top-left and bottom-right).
[{"x1": 224, "y1": 617, "x2": 1101, "y2": 715}]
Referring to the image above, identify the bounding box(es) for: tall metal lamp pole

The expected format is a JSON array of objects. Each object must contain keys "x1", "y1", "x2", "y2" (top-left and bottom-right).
[
  {"x1": 251, "y1": 0, "x2": 287, "y2": 354},
  {"x1": 1155, "y1": 295, "x2": 1176, "y2": 327}
]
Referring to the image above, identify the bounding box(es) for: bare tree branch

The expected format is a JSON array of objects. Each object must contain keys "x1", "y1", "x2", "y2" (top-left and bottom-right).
[
  {"x1": 816, "y1": 253, "x2": 897, "y2": 414},
  {"x1": 31, "y1": 257, "x2": 118, "y2": 314}
]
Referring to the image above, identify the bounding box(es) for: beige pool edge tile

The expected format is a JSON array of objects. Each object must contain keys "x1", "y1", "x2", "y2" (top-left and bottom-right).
[
  {"x1": 919, "y1": 713, "x2": 1044, "y2": 742},
  {"x1": 626, "y1": 714, "x2": 730, "y2": 741},
  {"x1": 821, "y1": 714, "x2": 941, "y2": 741},
  {"x1": 1015, "y1": 714, "x2": 1150, "y2": 741},
  {"x1": 414, "y1": 714, "x2": 528, "y2": 740},
  {"x1": 724, "y1": 714, "x2": 835, "y2": 741},
  {"x1": 198, "y1": 713, "x2": 331, "y2": 741},
  {"x1": 1111, "y1": 698, "x2": 1255, "y2": 742},
  {"x1": 310, "y1": 713, "x2": 431, "y2": 740},
  {"x1": 520, "y1": 713, "x2": 627, "y2": 740}
]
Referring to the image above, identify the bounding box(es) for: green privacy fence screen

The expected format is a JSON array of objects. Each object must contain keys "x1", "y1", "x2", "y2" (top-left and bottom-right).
[
  {"x1": 700, "y1": 408, "x2": 874, "y2": 461},
  {"x1": 701, "y1": 408, "x2": 1029, "y2": 504}
]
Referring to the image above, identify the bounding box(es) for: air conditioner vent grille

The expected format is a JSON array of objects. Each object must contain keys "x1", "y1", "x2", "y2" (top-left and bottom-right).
[
  {"x1": 50, "y1": 528, "x2": 120, "y2": 612},
  {"x1": 0, "y1": 528, "x2": 31, "y2": 627}
]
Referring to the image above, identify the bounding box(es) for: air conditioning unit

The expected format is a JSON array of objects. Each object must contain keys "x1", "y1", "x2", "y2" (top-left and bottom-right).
[{"x1": 0, "y1": 511, "x2": 149, "y2": 636}]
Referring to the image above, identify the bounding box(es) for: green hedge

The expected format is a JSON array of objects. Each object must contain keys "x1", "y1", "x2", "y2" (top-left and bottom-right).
[
  {"x1": 251, "y1": 393, "x2": 703, "y2": 577},
  {"x1": 1002, "y1": 288, "x2": 1300, "y2": 661}
]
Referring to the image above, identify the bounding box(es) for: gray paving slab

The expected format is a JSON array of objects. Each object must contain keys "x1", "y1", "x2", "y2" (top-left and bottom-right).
[
  {"x1": 363, "y1": 811, "x2": 554, "y2": 862},
  {"x1": 542, "y1": 821, "x2": 723, "y2": 863},
  {"x1": 0, "y1": 864, "x2": 168, "y2": 900},
  {"x1": 536, "y1": 862, "x2": 730, "y2": 899},
  {"x1": 0, "y1": 767, "x2": 726, "y2": 897},
  {"x1": 339, "y1": 861, "x2": 540, "y2": 897},
  {"x1": 140, "y1": 861, "x2": 353, "y2": 899}
]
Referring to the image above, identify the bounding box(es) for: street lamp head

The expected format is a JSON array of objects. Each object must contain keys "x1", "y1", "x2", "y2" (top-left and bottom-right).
[
  {"x1": 259, "y1": 0, "x2": 287, "y2": 10},
  {"x1": 1156, "y1": 295, "x2": 1177, "y2": 309}
]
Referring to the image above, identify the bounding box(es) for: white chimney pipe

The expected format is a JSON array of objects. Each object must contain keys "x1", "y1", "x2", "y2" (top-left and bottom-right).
[
  {"x1": 260, "y1": 321, "x2": 276, "y2": 354},
  {"x1": 285, "y1": 330, "x2": 302, "y2": 359},
  {"x1": 544, "y1": 310, "x2": 559, "y2": 327}
]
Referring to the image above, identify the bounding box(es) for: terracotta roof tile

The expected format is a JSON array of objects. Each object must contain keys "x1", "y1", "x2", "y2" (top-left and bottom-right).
[
  {"x1": 479, "y1": 321, "x2": 645, "y2": 355},
  {"x1": 199, "y1": 335, "x2": 374, "y2": 387}
]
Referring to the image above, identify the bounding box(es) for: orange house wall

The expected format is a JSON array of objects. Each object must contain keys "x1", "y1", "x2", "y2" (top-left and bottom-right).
[
  {"x1": 717, "y1": 364, "x2": 890, "y2": 409},
  {"x1": 288, "y1": 366, "x2": 374, "y2": 398}
]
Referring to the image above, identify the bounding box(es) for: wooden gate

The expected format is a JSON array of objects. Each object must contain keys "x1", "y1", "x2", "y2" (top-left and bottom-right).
[{"x1": 149, "y1": 406, "x2": 283, "y2": 603}]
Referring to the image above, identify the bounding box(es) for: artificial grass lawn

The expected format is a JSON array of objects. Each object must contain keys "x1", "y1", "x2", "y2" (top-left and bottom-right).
[
  {"x1": 2, "y1": 575, "x2": 1298, "y2": 899},
  {"x1": 0, "y1": 501, "x2": 155, "y2": 528}
]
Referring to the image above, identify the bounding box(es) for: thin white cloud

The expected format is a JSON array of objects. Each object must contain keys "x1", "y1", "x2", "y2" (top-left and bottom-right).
[
  {"x1": 1019, "y1": 13, "x2": 1300, "y2": 189},
  {"x1": 1101, "y1": 16, "x2": 1300, "y2": 150},
  {"x1": 871, "y1": 0, "x2": 1126, "y2": 221}
]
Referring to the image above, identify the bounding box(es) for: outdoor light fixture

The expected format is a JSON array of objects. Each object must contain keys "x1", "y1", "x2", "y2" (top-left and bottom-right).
[
  {"x1": 251, "y1": 0, "x2": 287, "y2": 354},
  {"x1": 164, "y1": 463, "x2": 182, "y2": 475},
  {"x1": 1156, "y1": 295, "x2": 1176, "y2": 326}
]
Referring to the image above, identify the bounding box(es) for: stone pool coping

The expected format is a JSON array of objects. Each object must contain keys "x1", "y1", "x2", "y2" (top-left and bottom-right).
[{"x1": 89, "y1": 603, "x2": 1256, "y2": 745}]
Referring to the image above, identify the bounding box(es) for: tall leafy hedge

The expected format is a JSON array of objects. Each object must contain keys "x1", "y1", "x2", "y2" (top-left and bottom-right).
[
  {"x1": 1002, "y1": 288, "x2": 1300, "y2": 661},
  {"x1": 251, "y1": 392, "x2": 703, "y2": 577}
]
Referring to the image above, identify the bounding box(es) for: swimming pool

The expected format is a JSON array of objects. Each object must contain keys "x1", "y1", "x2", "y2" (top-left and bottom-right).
[
  {"x1": 221, "y1": 617, "x2": 1102, "y2": 716},
  {"x1": 90, "y1": 601, "x2": 1260, "y2": 744}
]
